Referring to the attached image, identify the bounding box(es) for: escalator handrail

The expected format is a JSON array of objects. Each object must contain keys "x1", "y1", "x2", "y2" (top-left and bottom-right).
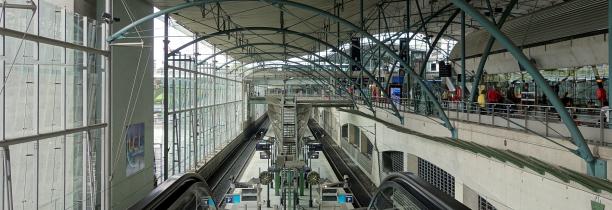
[
  {"x1": 129, "y1": 172, "x2": 210, "y2": 210},
  {"x1": 372, "y1": 172, "x2": 470, "y2": 210}
]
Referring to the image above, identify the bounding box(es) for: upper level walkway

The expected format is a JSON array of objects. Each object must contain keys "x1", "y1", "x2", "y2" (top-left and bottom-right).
[
  {"x1": 248, "y1": 94, "x2": 353, "y2": 107},
  {"x1": 351, "y1": 96, "x2": 612, "y2": 146}
]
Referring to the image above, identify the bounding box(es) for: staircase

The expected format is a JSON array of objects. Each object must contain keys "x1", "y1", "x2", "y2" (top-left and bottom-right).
[{"x1": 281, "y1": 97, "x2": 297, "y2": 156}]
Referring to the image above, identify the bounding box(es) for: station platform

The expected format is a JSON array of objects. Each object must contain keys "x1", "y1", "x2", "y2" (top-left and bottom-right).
[{"x1": 226, "y1": 128, "x2": 353, "y2": 210}]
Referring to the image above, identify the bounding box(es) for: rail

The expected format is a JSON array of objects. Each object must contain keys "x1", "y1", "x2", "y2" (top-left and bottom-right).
[
  {"x1": 131, "y1": 115, "x2": 269, "y2": 209},
  {"x1": 308, "y1": 120, "x2": 377, "y2": 208},
  {"x1": 369, "y1": 172, "x2": 469, "y2": 210},
  {"x1": 353, "y1": 96, "x2": 612, "y2": 145},
  {"x1": 129, "y1": 173, "x2": 214, "y2": 210}
]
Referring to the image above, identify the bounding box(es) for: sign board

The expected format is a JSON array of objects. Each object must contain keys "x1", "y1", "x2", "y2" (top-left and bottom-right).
[
  {"x1": 307, "y1": 142, "x2": 323, "y2": 151},
  {"x1": 224, "y1": 194, "x2": 241, "y2": 204},
  {"x1": 391, "y1": 76, "x2": 404, "y2": 84},
  {"x1": 438, "y1": 61, "x2": 452, "y2": 77},
  {"x1": 256, "y1": 141, "x2": 272, "y2": 151},
  {"x1": 390, "y1": 87, "x2": 401, "y2": 107},
  {"x1": 337, "y1": 194, "x2": 354, "y2": 204}
]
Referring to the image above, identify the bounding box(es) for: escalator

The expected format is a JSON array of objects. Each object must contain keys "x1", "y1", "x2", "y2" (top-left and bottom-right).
[
  {"x1": 130, "y1": 114, "x2": 269, "y2": 210},
  {"x1": 134, "y1": 115, "x2": 469, "y2": 210},
  {"x1": 129, "y1": 173, "x2": 214, "y2": 210},
  {"x1": 369, "y1": 172, "x2": 469, "y2": 210}
]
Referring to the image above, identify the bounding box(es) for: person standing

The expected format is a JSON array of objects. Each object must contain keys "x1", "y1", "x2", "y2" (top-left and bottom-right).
[
  {"x1": 487, "y1": 86, "x2": 498, "y2": 113},
  {"x1": 478, "y1": 89, "x2": 487, "y2": 113},
  {"x1": 596, "y1": 82, "x2": 607, "y2": 106}
]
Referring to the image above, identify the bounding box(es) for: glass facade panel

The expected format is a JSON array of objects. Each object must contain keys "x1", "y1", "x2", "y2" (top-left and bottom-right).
[
  {"x1": 157, "y1": 52, "x2": 259, "y2": 181},
  {"x1": 0, "y1": 1, "x2": 107, "y2": 209}
]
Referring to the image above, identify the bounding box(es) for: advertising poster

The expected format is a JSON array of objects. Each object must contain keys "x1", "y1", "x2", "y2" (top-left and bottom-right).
[
  {"x1": 391, "y1": 87, "x2": 401, "y2": 107},
  {"x1": 126, "y1": 123, "x2": 145, "y2": 176}
]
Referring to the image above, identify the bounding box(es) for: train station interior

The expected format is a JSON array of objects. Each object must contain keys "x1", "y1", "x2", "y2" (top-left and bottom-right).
[{"x1": 2, "y1": 0, "x2": 612, "y2": 209}]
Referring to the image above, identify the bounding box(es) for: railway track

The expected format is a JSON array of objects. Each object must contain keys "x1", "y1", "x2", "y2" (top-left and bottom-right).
[
  {"x1": 308, "y1": 119, "x2": 377, "y2": 208},
  {"x1": 207, "y1": 119, "x2": 269, "y2": 206}
]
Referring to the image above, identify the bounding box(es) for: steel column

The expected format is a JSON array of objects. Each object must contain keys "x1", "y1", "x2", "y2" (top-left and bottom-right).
[
  {"x1": 418, "y1": 9, "x2": 460, "y2": 77},
  {"x1": 163, "y1": 14, "x2": 170, "y2": 180},
  {"x1": 468, "y1": 0, "x2": 517, "y2": 102},
  {"x1": 451, "y1": 0, "x2": 605, "y2": 178},
  {"x1": 609, "y1": 0, "x2": 612, "y2": 124},
  {"x1": 461, "y1": 11, "x2": 466, "y2": 101},
  {"x1": 107, "y1": 0, "x2": 457, "y2": 135}
]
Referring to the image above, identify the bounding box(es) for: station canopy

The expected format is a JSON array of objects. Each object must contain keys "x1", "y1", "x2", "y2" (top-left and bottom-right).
[{"x1": 151, "y1": 0, "x2": 567, "y2": 64}]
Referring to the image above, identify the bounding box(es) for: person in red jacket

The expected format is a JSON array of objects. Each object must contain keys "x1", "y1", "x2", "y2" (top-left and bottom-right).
[
  {"x1": 596, "y1": 82, "x2": 607, "y2": 106},
  {"x1": 486, "y1": 86, "x2": 501, "y2": 112}
]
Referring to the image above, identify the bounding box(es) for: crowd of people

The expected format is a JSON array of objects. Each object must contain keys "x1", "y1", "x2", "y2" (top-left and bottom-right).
[{"x1": 440, "y1": 81, "x2": 610, "y2": 126}]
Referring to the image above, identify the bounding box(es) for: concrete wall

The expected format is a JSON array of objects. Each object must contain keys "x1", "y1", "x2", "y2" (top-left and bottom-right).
[
  {"x1": 109, "y1": 0, "x2": 155, "y2": 209},
  {"x1": 359, "y1": 105, "x2": 612, "y2": 179},
  {"x1": 313, "y1": 107, "x2": 612, "y2": 209}
]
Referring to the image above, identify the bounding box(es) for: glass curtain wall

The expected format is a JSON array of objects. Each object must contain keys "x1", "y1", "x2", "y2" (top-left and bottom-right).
[
  {"x1": 0, "y1": 1, "x2": 107, "y2": 210},
  {"x1": 163, "y1": 56, "x2": 245, "y2": 179}
]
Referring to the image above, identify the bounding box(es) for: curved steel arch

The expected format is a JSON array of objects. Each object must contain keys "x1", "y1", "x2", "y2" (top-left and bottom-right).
[
  {"x1": 200, "y1": 42, "x2": 375, "y2": 112},
  {"x1": 418, "y1": 9, "x2": 460, "y2": 77},
  {"x1": 220, "y1": 43, "x2": 376, "y2": 111},
  {"x1": 450, "y1": 0, "x2": 603, "y2": 177},
  {"x1": 196, "y1": 42, "x2": 394, "y2": 114},
  {"x1": 246, "y1": 62, "x2": 350, "y2": 98},
  {"x1": 108, "y1": 0, "x2": 455, "y2": 135},
  {"x1": 246, "y1": 60, "x2": 352, "y2": 95}
]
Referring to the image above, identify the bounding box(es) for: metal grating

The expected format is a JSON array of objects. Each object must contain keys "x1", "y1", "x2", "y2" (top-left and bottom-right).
[
  {"x1": 417, "y1": 158, "x2": 455, "y2": 198},
  {"x1": 391, "y1": 188, "x2": 424, "y2": 210},
  {"x1": 382, "y1": 151, "x2": 404, "y2": 172},
  {"x1": 479, "y1": 196, "x2": 497, "y2": 210}
]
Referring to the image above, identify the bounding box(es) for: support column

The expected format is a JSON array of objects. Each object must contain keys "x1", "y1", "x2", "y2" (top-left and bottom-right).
[
  {"x1": 102, "y1": 0, "x2": 112, "y2": 208},
  {"x1": 460, "y1": 11, "x2": 466, "y2": 101},
  {"x1": 163, "y1": 14, "x2": 170, "y2": 180},
  {"x1": 405, "y1": 0, "x2": 411, "y2": 100},
  {"x1": 451, "y1": 0, "x2": 605, "y2": 178},
  {"x1": 609, "y1": 0, "x2": 612, "y2": 123},
  {"x1": 299, "y1": 169, "x2": 305, "y2": 196}
]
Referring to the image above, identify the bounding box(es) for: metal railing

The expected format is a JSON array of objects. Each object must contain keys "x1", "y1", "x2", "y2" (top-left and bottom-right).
[{"x1": 351, "y1": 96, "x2": 612, "y2": 145}]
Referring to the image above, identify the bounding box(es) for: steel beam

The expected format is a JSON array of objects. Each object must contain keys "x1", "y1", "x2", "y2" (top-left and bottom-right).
[
  {"x1": 198, "y1": 42, "x2": 375, "y2": 111},
  {"x1": 1, "y1": 27, "x2": 110, "y2": 56},
  {"x1": 609, "y1": 0, "x2": 612, "y2": 124},
  {"x1": 0, "y1": 123, "x2": 108, "y2": 147},
  {"x1": 451, "y1": 0, "x2": 605, "y2": 178},
  {"x1": 468, "y1": 0, "x2": 516, "y2": 102},
  {"x1": 418, "y1": 9, "x2": 460, "y2": 77},
  {"x1": 461, "y1": 11, "x2": 466, "y2": 100},
  {"x1": 217, "y1": 44, "x2": 371, "y2": 111},
  {"x1": 163, "y1": 14, "x2": 170, "y2": 180},
  {"x1": 107, "y1": 0, "x2": 457, "y2": 135}
]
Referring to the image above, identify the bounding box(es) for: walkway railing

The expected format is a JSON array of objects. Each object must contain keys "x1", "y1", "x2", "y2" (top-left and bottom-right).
[{"x1": 352, "y1": 96, "x2": 612, "y2": 145}]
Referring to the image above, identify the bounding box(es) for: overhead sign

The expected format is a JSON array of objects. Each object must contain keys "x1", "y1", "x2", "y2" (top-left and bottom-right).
[
  {"x1": 307, "y1": 142, "x2": 323, "y2": 151},
  {"x1": 256, "y1": 141, "x2": 272, "y2": 151},
  {"x1": 224, "y1": 194, "x2": 241, "y2": 204},
  {"x1": 438, "y1": 61, "x2": 452, "y2": 77},
  {"x1": 337, "y1": 194, "x2": 354, "y2": 204}
]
